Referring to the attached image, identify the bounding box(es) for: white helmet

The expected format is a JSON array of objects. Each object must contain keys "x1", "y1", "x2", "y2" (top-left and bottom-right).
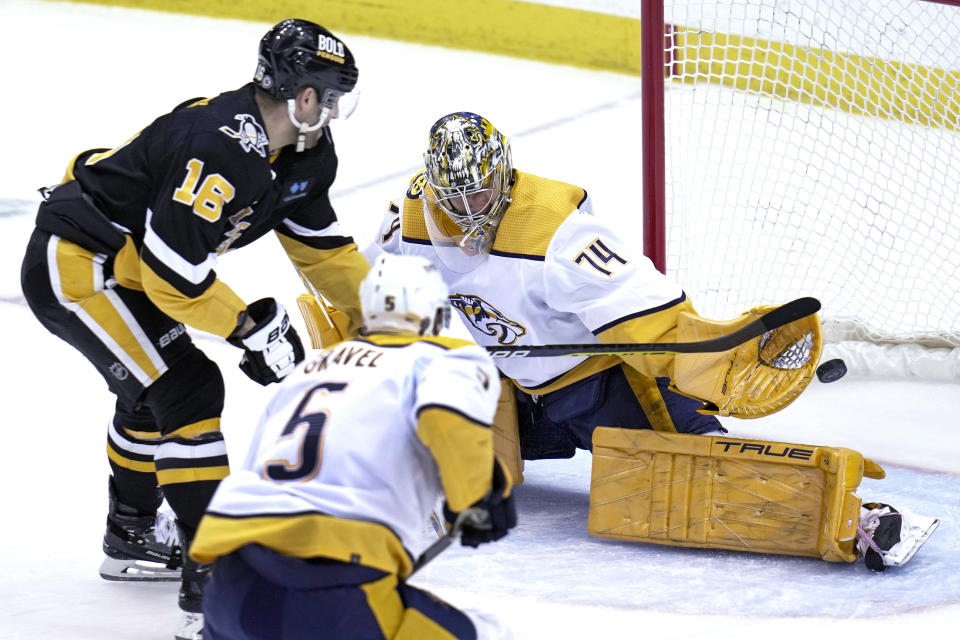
[{"x1": 360, "y1": 254, "x2": 451, "y2": 336}]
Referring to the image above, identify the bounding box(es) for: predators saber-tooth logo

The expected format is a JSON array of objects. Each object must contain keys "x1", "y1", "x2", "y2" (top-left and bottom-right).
[{"x1": 449, "y1": 294, "x2": 526, "y2": 345}]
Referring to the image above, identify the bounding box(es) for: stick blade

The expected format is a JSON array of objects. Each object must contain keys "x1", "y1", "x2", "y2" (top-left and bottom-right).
[{"x1": 760, "y1": 297, "x2": 821, "y2": 332}]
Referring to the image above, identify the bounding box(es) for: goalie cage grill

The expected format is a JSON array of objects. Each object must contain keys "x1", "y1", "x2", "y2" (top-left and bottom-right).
[{"x1": 641, "y1": 0, "x2": 960, "y2": 380}]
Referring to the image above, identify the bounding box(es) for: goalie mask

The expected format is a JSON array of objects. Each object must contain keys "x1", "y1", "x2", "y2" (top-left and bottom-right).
[
  {"x1": 360, "y1": 254, "x2": 451, "y2": 336},
  {"x1": 255, "y1": 19, "x2": 360, "y2": 150},
  {"x1": 422, "y1": 112, "x2": 514, "y2": 266}
]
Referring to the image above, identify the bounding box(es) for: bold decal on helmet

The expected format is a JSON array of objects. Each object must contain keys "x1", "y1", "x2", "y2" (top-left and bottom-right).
[
  {"x1": 449, "y1": 294, "x2": 526, "y2": 345},
  {"x1": 316, "y1": 35, "x2": 346, "y2": 64},
  {"x1": 219, "y1": 114, "x2": 269, "y2": 157},
  {"x1": 256, "y1": 20, "x2": 358, "y2": 101}
]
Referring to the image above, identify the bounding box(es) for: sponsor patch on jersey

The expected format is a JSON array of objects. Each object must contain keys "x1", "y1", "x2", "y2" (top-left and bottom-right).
[
  {"x1": 219, "y1": 114, "x2": 269, "y2": 157},
  {"x1": 282, "y1": 179, "x2": 311, "y2": 202},
  {"x1": 450, "y1": 294, "x2": 527, "y2": 345}
]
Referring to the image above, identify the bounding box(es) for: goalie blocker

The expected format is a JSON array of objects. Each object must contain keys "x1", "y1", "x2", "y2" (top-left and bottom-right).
[{"x1": 588, "y1": 428, "x2": 938, "y2": 569}]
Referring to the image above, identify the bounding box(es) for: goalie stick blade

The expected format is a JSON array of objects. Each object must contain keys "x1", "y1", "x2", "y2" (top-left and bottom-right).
[
  {"x1": 756, "y1": 296, "x2": 820, "y2": 332},
  {"x1": 486, "y1": 297, "x2": 821, "y2": 358}
]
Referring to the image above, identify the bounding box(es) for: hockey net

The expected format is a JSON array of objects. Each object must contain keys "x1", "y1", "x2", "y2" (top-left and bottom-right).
[{"x1": 641, "y1": 0, "x2": 960, "y2": 379}]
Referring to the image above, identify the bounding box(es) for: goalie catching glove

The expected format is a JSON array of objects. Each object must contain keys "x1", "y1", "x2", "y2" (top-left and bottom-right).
[
  {"x1": 443, "y1": 459, "x2": 517, "y2": 548},
  {"x1": 228, "y1": 298, "x2": 305, "y2": 385},
  {"x1": 670, "y1": 302, "x2": 822, "y2": 418}
]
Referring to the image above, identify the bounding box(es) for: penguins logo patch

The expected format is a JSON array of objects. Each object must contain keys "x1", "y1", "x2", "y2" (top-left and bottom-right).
[{"x1": 219, "y1": 114, "x2": 269, "y2": 157}]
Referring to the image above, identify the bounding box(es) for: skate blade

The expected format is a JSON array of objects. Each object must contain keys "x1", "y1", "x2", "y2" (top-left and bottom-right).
[
  {"x1": 886, "y1": 516, "x2": 940, "y2": 567},
  {"x1": 99, "y1": 556, "x2": 181, "y2": 582},
  {"x1": 174, "y1": 612, "x2": 203, "y2": 640}
]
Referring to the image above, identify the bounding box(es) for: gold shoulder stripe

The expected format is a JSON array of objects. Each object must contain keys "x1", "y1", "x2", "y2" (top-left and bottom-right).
[
  {"x1": 400, "y1": 197, "x2": 461, "y2": 244},
  {"x1": 492, "y1": 171, "x2": 586, "y2": 258},
  {"x1": 400, "y1": 171, "x2": 585, "y2": 255},
  {"x1": 401, "y1": 196, "x2": 430, "y2": 242}
]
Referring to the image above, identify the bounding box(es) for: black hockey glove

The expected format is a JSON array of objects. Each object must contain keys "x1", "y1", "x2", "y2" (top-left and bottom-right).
[
  {"x1": 443, "y1": 459, "x2": 517, "y2": 548},
  {"x1": 227, "y1": 298, "x2": 305, "y2": 386}
]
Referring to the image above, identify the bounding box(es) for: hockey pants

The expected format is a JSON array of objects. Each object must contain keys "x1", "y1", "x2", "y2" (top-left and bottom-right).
[{"x1": 203, "y1": 545, "x2": 494, "y2": 640}]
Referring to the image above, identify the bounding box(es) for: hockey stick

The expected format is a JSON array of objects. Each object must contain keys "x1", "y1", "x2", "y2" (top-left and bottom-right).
[
  {"x1": 485, "y1": 296, "x2": 820, "y2": 358},
  {"x1": 408, "y1": 507, "x2": 488, "y2": 578},
  {"x1": 289, "y1": 260, "x2": 339, "y2": 327}
]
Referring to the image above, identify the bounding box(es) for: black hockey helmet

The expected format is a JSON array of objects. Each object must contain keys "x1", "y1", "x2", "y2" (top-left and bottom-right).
[{"x1": 254, "y1": 19, "x2": 359, "y2": 103}]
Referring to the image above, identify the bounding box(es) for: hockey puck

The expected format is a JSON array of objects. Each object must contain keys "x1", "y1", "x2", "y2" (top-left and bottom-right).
[{"x1": 816, "y1": 358, "x2": 847, "y2": 383}]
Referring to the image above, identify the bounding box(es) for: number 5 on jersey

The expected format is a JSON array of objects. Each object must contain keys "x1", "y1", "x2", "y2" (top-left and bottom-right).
[
  {"x1": 173, "y1": 158, "x2": 236, "y2": 221},
  {"x1": 263, "y1": 382, "x2": 349, "y2": 482}
]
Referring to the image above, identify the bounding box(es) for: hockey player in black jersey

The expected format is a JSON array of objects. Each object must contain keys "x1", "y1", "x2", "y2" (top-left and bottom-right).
[{"x1": 20, "y1": 18, "x2": 368, "y2": 640}]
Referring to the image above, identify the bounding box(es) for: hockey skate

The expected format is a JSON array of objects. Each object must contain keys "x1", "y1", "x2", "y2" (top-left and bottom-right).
[
  {"x1": 174, "y1": 612, "x2": 203, "y2": 640},
  {"x1": 99, "y1": 479, "x2": 182, "y2": 581},
  {"x1": 174, "y1": 554, "x2": 209, "y2": 640},
  {"x1": 857, "y1": 502, "x2": 939, "y2": 571}
]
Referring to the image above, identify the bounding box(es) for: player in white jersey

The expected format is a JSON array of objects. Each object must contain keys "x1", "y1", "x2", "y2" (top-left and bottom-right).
[
  {"x1": 190, "y1": 253, "x2": 516, "y2": 640},
  {"x1": 367, "y1": 111, "x2": 722, "y2": 463},
  {"x1": 357, "y1": 113, "x2": 939, "y2": 572}
]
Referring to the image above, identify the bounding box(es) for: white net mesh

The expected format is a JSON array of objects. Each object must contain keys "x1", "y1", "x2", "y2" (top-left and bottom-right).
[{"x1": 661, "y1": 0, "x2": 960, "y2": 352}]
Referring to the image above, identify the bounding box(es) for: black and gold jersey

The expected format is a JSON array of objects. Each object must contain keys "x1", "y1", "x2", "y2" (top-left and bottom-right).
[{"x1": 49, "y1": 83, "x2": 368, "y2": 337}]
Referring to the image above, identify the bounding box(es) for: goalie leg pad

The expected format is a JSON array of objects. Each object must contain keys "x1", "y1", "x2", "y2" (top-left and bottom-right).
[
  {"x1": 492, "y1": 378, "x2": 524, "y2": 485},
  {"x1": 587, "y1": 428, "x2": 884, "y2": 562}
]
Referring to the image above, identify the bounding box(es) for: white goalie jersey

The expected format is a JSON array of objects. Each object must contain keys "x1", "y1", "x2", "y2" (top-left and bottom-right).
[
  {"x1": 367, "y1": 170, "x2": 688, "y2": 394},
  {"x1": 190, "y1": 334, "x2": 501, "y2": 577}
]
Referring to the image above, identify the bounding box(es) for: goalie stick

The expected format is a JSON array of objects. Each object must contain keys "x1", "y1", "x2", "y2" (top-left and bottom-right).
[
  {"x1": 485, "y1": 296, "x2": 820, "y2": 358},
  {"x1": 408, "y1": 507, "x2": 488, "y2": 578}
]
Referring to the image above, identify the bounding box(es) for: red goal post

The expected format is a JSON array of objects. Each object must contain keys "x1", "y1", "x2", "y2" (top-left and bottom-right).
[{"x1": 641, "y1": 0, "x2": 960, "y2": 378}]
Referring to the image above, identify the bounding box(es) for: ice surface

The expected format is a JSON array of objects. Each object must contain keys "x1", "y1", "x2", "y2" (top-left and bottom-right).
[{"x1": 1, "y1": 2, "x2": 957, "y2": 638}]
